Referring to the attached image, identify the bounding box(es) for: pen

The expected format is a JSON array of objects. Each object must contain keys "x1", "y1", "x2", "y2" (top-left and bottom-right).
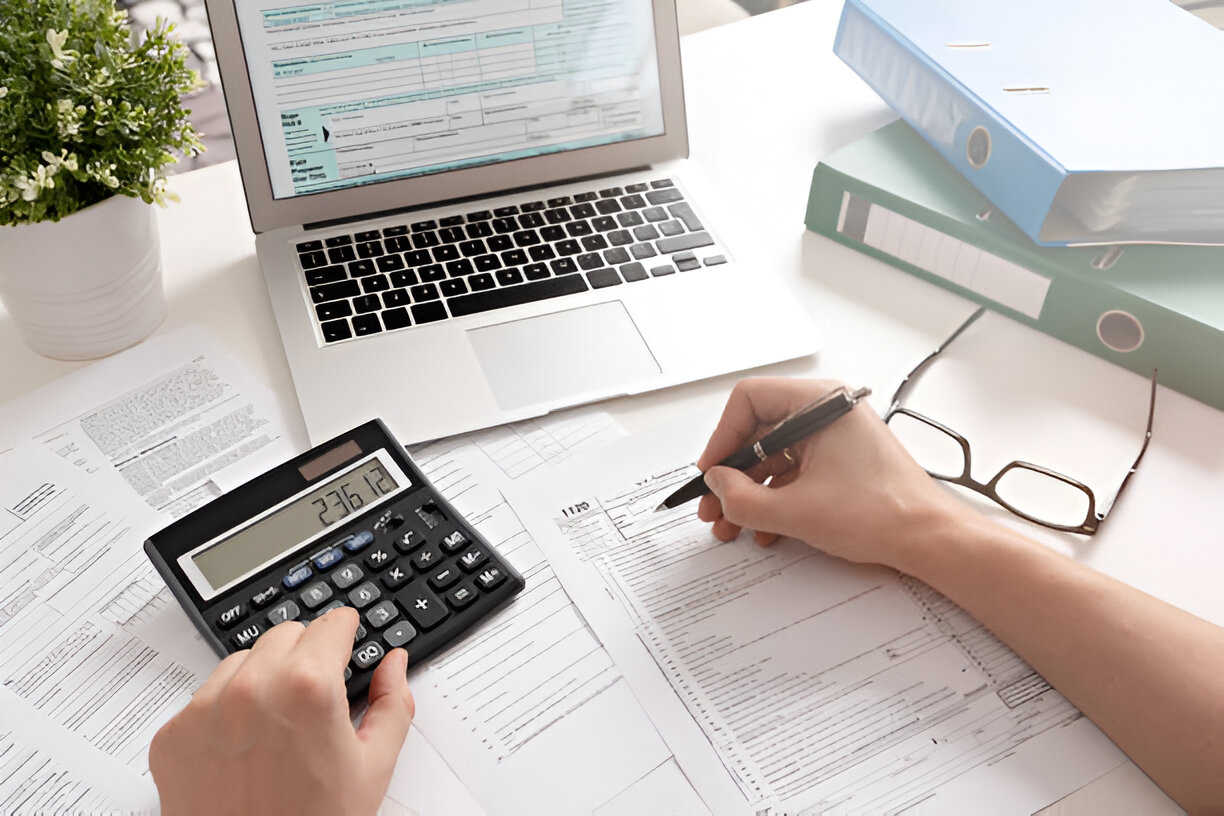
[{"x1": 654, "y1": 385, "x2": 872, "y2": 512}]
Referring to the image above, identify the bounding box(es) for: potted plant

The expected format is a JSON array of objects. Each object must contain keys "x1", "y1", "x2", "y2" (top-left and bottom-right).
[{"x1": 0, "y1": 0, "x2": 204, "y2": 360}]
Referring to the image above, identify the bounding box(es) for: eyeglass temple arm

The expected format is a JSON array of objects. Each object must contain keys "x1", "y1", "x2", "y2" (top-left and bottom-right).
[
  {"x1": 888, "y1": 307, "x2": 987, "y2": 411},
  {"x1": 1097, "y1": 369, "x2": 1158, "y2": 519}
]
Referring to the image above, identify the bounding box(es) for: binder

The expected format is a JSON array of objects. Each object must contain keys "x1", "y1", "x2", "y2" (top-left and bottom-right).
[
  {"x1": 805, "y1": 121, "x2": 1224, "y2": 410},
  {"x1": 833, "y1": 0, "x2": 1224, "y2": 247}
]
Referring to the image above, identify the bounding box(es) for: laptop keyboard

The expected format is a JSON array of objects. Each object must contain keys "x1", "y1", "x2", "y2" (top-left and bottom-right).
[{"x1": 295, "y1": 179, "x2": 729, "y2": 344}]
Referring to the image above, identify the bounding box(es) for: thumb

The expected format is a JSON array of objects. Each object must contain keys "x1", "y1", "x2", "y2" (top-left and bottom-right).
[
  {"x1": 704, "y1": 466, "x2": 792, "y2": 535},
  {"x1": 357, "y1": 648, "x2": 415, "y2": 759}
]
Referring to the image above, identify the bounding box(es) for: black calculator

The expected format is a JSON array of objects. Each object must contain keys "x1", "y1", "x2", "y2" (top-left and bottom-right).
[{"x1": 145, "y1": 419, "x2": 525, "y2": 700}]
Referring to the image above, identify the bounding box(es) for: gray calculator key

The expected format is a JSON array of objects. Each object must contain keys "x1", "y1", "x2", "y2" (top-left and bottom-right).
[
  {"x1": 384, "y1": 621, "x2": 417, "y2": 648},
  {"x1": 333, "y1": 563, "x2": 365, "y2": 589},
  {"x1": 348, "y1": 581, "x2": 382, "y2": 609},
  {"x1": 355, "y1": 623, "x2": 367, "y2": 643},
  {"x1": 352, "y1": 641, "x2": 385, "y2": 669},
  {"x1": 300, "y1": 581, "x2": 334, "y2": 609},
  {"x1": 311, "y1": 600, "x2": 345, "y2": 621},
  {"x1": 266, "y1": 599, "x2": 301, "y2": 626},
  {"x1": 365, "y1": 599, "x2": 399, "y2": 629}
]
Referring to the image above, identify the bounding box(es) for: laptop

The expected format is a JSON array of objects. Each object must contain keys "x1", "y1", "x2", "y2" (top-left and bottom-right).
[{"x1": 205, "y1": 0, "x2": 819, "y2": 444}]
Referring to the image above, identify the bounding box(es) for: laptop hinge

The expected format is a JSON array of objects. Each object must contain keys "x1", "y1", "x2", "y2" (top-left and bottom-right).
[{"x1": 301, "y1": 167, "x2": 654, "y2": 232}]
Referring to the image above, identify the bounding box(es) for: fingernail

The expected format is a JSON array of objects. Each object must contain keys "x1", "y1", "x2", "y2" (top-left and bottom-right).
[{"x1": 704, "y1": 468, "x2": 725, "y2": 497}]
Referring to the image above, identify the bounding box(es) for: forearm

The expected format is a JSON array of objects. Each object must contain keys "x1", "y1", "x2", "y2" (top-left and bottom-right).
[{"x1": 901, "y1": 513, "x2": 1224, "y2": 814}]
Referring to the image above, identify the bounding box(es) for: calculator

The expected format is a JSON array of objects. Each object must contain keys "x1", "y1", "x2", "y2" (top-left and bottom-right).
[{"x1": 144, "y1": 419, "x2": 525, "y2": 700}]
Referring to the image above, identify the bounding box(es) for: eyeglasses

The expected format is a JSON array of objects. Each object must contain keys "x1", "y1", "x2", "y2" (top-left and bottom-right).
[{"x1": 883, "y1": 307, "x2": 1156, "y2": 535}]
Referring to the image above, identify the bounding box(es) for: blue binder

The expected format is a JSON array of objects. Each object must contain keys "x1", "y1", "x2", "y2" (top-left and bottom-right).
[{"x1": 833, "y1": 0, "x2": 1224, "y2": 247}]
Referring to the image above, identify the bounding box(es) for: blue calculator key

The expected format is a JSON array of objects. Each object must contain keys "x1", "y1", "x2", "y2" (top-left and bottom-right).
[
  {"x1": 341, "y1": 530, "x2": 375, "y2": 552},
  {"x1": 312, "y1": 547, "x2": 344, "y2": 571},
  {"x1": 300, "y1": 581, "x2": 334, "y2": 609},
  {"x1": 216, "y1": 602, "x2": 245, "y2": 630},
  {"x1": 283, "y1": 562, "x2": 313, "y2": 589},
  {"x1": 352, "y1": 640, "x2": 385, "y2": 669},
  {"x1": 231, "y1": 622, "x2": 263, "y2": 650},
  {"x1": 250, "y1": 585, "x2": 280, "y2": 609},
  {"x1": 266, "y1": 599, "x2": 301, "y2": 626}
]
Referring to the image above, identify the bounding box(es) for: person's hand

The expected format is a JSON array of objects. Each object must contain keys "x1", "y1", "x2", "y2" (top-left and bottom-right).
[
  {"x1": 696, "y1": 377, "x2": 973, "y2": 571},
  {"x1": 149, "y1": 607, "x2": 415, "y2": 816}
]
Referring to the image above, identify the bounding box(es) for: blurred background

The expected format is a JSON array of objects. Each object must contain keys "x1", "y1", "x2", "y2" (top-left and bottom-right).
[{"x1": 116, "y1": 0, "x2": 1223, "y2": 175}]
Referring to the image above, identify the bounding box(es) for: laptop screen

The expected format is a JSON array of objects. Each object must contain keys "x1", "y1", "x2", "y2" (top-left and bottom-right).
[{"x1": 234, "y1": 0, "x2": 667, "y2": 201}]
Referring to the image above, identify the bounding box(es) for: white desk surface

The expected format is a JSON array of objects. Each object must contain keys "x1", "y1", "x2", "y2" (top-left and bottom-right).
[{"x1": 1, "y1": 2, "x2": 1204, "y2": 813}]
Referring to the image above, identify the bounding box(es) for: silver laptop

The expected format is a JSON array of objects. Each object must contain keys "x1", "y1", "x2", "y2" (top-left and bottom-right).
[{"x1": 206, "y1": 0, "x2": 819, "y2": 444}]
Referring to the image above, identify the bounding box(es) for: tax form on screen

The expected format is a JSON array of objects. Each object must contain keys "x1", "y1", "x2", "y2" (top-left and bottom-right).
[{"x1": 233, "y1": 0, "x2": 666, "y2": 199}]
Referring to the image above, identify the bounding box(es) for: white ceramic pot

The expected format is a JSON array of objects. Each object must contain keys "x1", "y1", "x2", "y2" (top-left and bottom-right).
[{"x1": 0, "y1": 193, "x2": 167, "y2": 360}]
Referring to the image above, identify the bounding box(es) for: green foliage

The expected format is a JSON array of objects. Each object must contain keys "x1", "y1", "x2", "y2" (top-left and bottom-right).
[{"x1": 0, "y1": 0, "x2": 206, "y2": 225}]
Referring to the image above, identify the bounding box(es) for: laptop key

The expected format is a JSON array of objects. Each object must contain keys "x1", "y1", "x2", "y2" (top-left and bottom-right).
[
  {"x1": 467, "y1": 210, "x2": 492, "y2": 222},
  {"x1": 555, "y1": 239, "x2": 582, "y2": 256},
  {"x1": 544, "y1": 207, "x2": 571, "y2": 224},
  {"x1": 528, "y1": 244, "x2": 556, "y2": 261},
  {"x1": 492, "y1": 217, "x2": 517, "y2": 234},
  {"x1": 411, "y1": 302, "x2": 448, "y2": 324},
  {"x1": 390, "y1": 270, "x2": 418, "y2": 287},
  {"x1": 432, "y1": 245, "x2": 460, "y2": 262},
  {"x1": 547, "y1": 196, "x2": 573, "y2": 207},
  {"x1": 299, "y1": 250, "x2": 328, "y2": 269},
  {"x1": 619, "y1": 262, "x2": 648, "y2": 281},
  {"x1": 383, "y1": 289, "x2": 411, "y2": 307},
  {"x1": 496, "y1": 268, "x2": 524, "y2": 286},
  {"x1": 474, "y1": 254, "x2": 501, "y2": 272},
  {"x1": 438, "y1": 215, "x2": 464, "y2": 228},
  {"x1": 650, "y1": 179, "x2": 675, "y2": 188},
  {"x1": 565, "y1": 221, "x2": 592, "y2": 237},
  {"x1": 348, "y1": 259, "x2": 377, "y2": 277},
  {"x1": 383, "y1": 307, "x2": 411, "y2": 329},
  {"x1": 595, "y1": 198, "x2": 622, "y2": 215},
  {"x1": 459, "y1": 239, "x2": 487, "y2": 256},
  {"x1": 604, "y1": 247, "x2": 631, "y2": 265},
  {"x1": 646, "y1": 188, "x2": 684, "y2": 205},
  {"x1": 316, "y1": 301, "x2": 353, "y2": 321},
  {"x1": 487, "y1": 235, "x2": 512, "y2": 252},
  {"x1": 656, "y1": 231, "x2": 714, "y2": 254},
  {"x1": 550, "y1": 257, "x2": 578, "y2": 275},
  {"x1": 440, "y1": 278, "x2": 468, "y2": 297},
  {"x1": 540, "y1": 225, "x2": 566, "y2": 242},
  {"x1": 599, "y1": 187, "x2": 624, "y2": 198},
  {"x1": 448, "y1": 275, "x2": 589, "y2": 318},
  {"x1": 411, "y1": 220, "x2": 437, "y2": 232},
  {"x1": 405, "y1": 250, "x2": 431, "y2": 266},
  {"x1": 577, "y1": 252, "x2": 603, "y2": 271},
  {"x1": 581, "y1": 234, "x2": 609, "y2": 252},
  {"x1": 465, "y1": 221, "x2": 493, "y2": 239},
  {"x1": 591, "y1": 216, "x2": 617, "y2": 232},
  {"x1": 704, "y1": 255, "x2": 728, "y2": 266},
  {"x1": 520, "y1": 200, "x2": 546, "y2": 212},
  {"x1": 328, "y1": 245, "x2": 357, "y2": 264},
  {"x1": 385, "y1": 235, "x2": 413, "y2": 253},
  {"x1": 608, "y1": 230, "x2": 633, "y2": 246},
  {"x1": 587, "y1": 268, "x2": 621, "y2": 288},
  {"x1": 410, "y1": 283, "x2": 440, "y2": 302},
  {"x1": 518, "y1": 212, "x2": 544, "y2": 229},
  {"x1": 658, "y1": 220, "x2": 684, "y2": 237},
  {"x1": 676, "y1": 257, "x2": 702, "y2": 272},
  {"x1": 512, "y1": 230, "x2": 541, "y2": 247},
  {"x1": 616, "y1": 211, "x2": 644, "y2": 228},
  {"x1": 624, "y1": 183, "x2": 649, "y2": 193},
  {"x1": 572, "y1": 191, "x2": 598, "y2": 203},
  {"x1": 412, "y1": 231, "x2": 439, "y2": 249},
  {"x1": 357, "y1": 241, "x2": 384, "y2": 258},
  {"x1": 650, "y1": 264, "x2": 676, "y2": 276},
  {"x1": 297, "y1": 240, "x2": 324, "y2": 252},
  {"x1": 321, "y1": 319, "x2": 353, "y2": 342},
  {"x1": 620, "y1": 193, "x2": 647, "y2": 209},
  {"x1": 354, "y1": 295, "x2": 381, "y2": 313},
  {"x1": 382, "y1": 225, "x2": 409, "y2": 236},
  {"x1": 523, "y1": 263, "x2": 551, "y2": 280},
  {"x1": 469, "y1": 273, "x2": 495, "y2": 291},
  {"x1": 418, "y1": 265, "x2": 447, "y2": 282},
  {"x1": 439, "y1": 227, "x2": 465, "y2": 243},
  {"x1": 642, "y1": 206, "x2": 667, "y2": 222},
  {"x1": 630, "y1": 243, "x2": 657, "y2": 260},
  {"x1": 668, "y1": 202, "x2": 704, "y2": 232},
  {"x1": 493, "y1": 205, "x2": 519, "y2": 217},
  {"x1": 570, "y1": 203, "x2": 596, "y2": 219},
  {"x1": 362, "y1": 275, "x2": 391, "y2": 293},
  {"x1": 306, "y1": 265, "x2": 347, "y2": 286},
  {"x1": 501, "y1": 249, "x2": 527, "y2": 266},
  {"x1": 311, "y1": 280, "x2": 360, "y2": 303},
  {"x1": 325, "y1": 235, "x2": 353, "y2": 247},
  {"x1": 633, "y1": 225, "x2": 661, "y2": 242},
  {"x1": 376, "y1": 254, "x2": 405, "y2": 272},
  {"x1": 353, "y1": 314, "x2": 382, "y2": 336}
]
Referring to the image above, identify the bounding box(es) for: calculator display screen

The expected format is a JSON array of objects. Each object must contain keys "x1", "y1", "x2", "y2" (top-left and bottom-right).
[{"x1": 191, "y1": 458, "x2": 400, "y2": 592}]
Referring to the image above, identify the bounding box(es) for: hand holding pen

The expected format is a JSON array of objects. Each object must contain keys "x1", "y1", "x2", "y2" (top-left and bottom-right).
[{"x1": 657, "y1": 382, "x2": 872, "y2": 511}]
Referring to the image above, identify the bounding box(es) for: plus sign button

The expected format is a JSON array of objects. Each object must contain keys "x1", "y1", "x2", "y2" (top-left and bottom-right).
[{"x1": 396, "y1": 581, "x2": 450, "y2": 630}]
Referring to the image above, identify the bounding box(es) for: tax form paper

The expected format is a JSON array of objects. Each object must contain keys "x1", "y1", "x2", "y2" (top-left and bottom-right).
[{"x1": 510, "y1": 418, "x2": 1125, "y2": 816}]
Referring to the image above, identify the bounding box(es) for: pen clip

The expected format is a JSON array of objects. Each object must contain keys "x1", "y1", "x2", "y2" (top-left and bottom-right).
[{"x1": 772, "y1": 385, "x2": 870, "y2": 429}]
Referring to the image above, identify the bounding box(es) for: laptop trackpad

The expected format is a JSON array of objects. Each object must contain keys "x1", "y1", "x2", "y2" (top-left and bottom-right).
[{"x1": 467, "y1": 301, "x2": 660, "y2": 411}]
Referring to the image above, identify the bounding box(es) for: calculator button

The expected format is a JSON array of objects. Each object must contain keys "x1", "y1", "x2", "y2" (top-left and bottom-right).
[
  {"x1": 411, "y1": 545, "x2": 442, "y2": 571},
  {"x1": 300, "y1": 582, "x2": 335, "y2": 609},
  {"x1": 312, "y1": 547, "x2": 344, "y2": 571},
  {"x1": 352, "y1": 641, "x2": 385, "y2": 670},
  {"x1": 250, "y1": 585, "x2": 280, "y2": 609},
  {"x1": 231, "y1": 622, "x2": 263, "y2": 650},
  {"x1": 365, "y1": 600, "x2": 399, "y2": 629},
  {"x1": 394, "y1": 530, "x2": 425, "y2": 554},
  {"x1": 383, "y1": 621, "x2": 417, "y2": 649},
  {"x1": 441, "y1": 531, "x2": 470, "y2": 554},
  {"x1": 283, "y1": 562, "x2": 313, "y2": 589},
  {"x1": 397, "y1": 582, "x2": 450, "y2": 630},
  {"x1": 416, "y1": 501, "x2": 446, "y2": 529},
  {"x1": 365, "y1": 547, "x2": 395, "y2": 571},
  {"x1": 311, "y1": 599, "x2": 346, "y2": 620},
  {"x1": 355, "y1": 623, "x2": 367, "y2": 643},
  {"x1": 446, "y1": 583, "x2": 478, "y2": 610},
  {"x1": 333, "y1": 563, "x2": 365, "y2": 589},
  {"x1": 341, "y1": 530, "x2": 375, "y2": 553},
  {"x1": 216, "y1": 603, "x2": 245, "y2": 630},
  {"x1": 348, "y1": 581, "x2": 382, "y2": 609},
  {"x1": 266, "y1": 599, "x2": 302, "y2": 626},
  {"x1": 374, "y1": 511, "x2": 404, "y2": 535},
  {"x1": 427, "y1": 566, "x2": 461, "y2": 591},
  {"x1": 344, "y1": 666, "x2": 352, "y2": 682},
  {"x1": 457, "y1": 547, "x2": 488, "y2": 573},
  {"x1": 475, "y1": 566, "x2": 507, "y2": 591},
  {"x1": 381, "y1": 564, "x2": 411, "y2": 591}
]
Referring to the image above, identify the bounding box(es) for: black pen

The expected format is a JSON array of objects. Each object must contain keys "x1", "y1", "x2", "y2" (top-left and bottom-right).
[{"x1": 654, "y1": 385, "x2": 872, "y2": 512}]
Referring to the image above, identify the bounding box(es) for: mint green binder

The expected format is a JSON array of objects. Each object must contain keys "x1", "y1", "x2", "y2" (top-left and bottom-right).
[{"x1": 805, "y1": 121, "x2": 1224, "y2": 411}]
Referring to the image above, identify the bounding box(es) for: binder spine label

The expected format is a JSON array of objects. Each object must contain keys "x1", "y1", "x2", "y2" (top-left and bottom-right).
[{"x1": 837, "y1": 192, "x2": 1051, "y2": 319}]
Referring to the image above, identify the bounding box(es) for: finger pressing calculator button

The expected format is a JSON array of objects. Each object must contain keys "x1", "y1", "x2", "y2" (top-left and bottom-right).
[
  {"x1": 300, "y1": 582, "x2": 334, "y2": 610},
  {"x1": 283, "y1": 562, "x2": 313, "y2": 589},
  {"x1": 216, "y1": 603, "x2": 245, "y2": 630},
  {"x1": 364, "y1": 547, "x2": 395, "y2": 571},
  {"x1": 446, "y1": 583, "x2": 478, "y2": 610},
  {"x1": 333, "y1": 563, "x2": 364, "y2": 589},
  {"x1": 348, "y1": 581, "x2": 381, "y2": 609},
  {"x1": 394, "y1": 530, "x2": 425, "y2": 554},
  {"x1": 411, "y1": 545, "x2": 442, "y2": 571},
  {"x1": 365, "y1": 600, "x2": 399, "y2": 629},
  {"x1": 383, "y1": 621, "x2": 417, "y2": 649},
  {"x1": 311, "y1": 547, "x2": 344, "y2": 571},
  {"x1": 231, "y1": 622, "x2": 263, "y2": 650},
  {"x1": 266, "y1": 599, "x2": 301, "y2": 626},
  {"x1": 475, "y1": 566, "x2": 506, "y2": 590},
  {"x1": 352, "y1": 640, "x2": 385, "y2": 670},
  {"x1": 441, "y1": 531, "x2": 470, "y2": 554},
  {"x1": 428, "y1": 566, "x2": 461, "y2": 591},
  {"x1": 458, "y1": 547, "x2": 488, "y2": 573},
  {"x1": 341, "y1": 530, "x2": 375, "y2": 553},
  {"x1": 382, "y1": 564, "x2": 411, "y2": 591},
  {"x1": 250, "y1": 585, "x2": 280, "y2": 609},
  {"x1": 397, "y1": 582, "x2": 449, "y2": 630}
]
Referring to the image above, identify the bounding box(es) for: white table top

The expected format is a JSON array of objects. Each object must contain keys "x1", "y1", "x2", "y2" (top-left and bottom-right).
[{"x1": 1, "y1": 2, "x2": 1201, "y2": 813}]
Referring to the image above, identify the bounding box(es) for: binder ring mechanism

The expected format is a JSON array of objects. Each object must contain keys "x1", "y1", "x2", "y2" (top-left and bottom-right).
[{"x1": 966, "y1": 125, "x2": 992, "y2": 169}]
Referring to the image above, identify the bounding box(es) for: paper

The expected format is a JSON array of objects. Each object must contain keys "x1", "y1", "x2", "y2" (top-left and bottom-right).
[
  {"x1": 402, "y1": 409, "x2": 701, "y2": 815},
  {"x1": 512, "y1": 416, "x2": 1126, "y2": 816}
]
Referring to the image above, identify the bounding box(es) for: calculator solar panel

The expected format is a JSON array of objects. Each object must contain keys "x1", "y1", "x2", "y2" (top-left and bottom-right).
[{"x1": 145, "y1": 419, "x2": 524, "y2": 701}]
